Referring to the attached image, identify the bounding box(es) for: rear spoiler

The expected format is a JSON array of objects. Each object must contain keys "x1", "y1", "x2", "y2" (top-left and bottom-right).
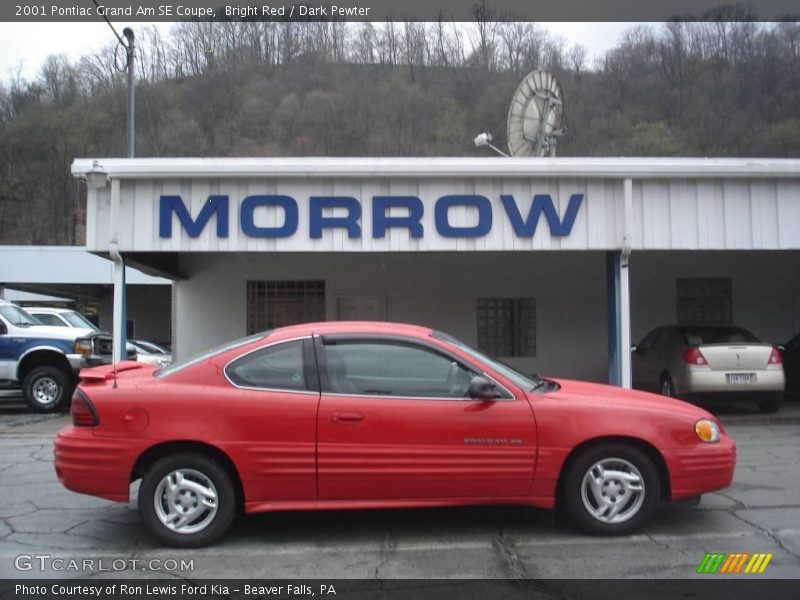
[{"x1": 79, "y1": 361, "x2": 144, "y2": 383}]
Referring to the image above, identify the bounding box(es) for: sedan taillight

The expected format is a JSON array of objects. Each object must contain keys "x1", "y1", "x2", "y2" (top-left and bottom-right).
[
  {"x1": 682, "y1": 347, "x2": 708, "y2": 366},
  {"x1": 768, "y1": 347, "x2": 783, "y2": 365},
  {"x1": 71, "y1": 388, "x2": 99, "y2": 427}
]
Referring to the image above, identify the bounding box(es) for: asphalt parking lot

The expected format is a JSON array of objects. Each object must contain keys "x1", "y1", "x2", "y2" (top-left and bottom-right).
[{"x1": 0, "y1": 394, "x2": 798, "y2": 580}]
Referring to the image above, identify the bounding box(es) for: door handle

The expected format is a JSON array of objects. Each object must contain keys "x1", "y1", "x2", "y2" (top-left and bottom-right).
[{"x1": 331, "y1": 411, "x2": 364, "y2": 424}]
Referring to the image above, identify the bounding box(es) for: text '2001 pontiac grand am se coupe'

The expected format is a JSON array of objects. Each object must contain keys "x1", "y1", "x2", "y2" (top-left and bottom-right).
[{"x1": 54, "y1": 322, "x2": 735, "y2": 547}]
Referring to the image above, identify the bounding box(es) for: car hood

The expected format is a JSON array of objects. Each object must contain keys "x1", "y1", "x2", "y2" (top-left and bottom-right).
[
  {"x1": 546, "y1": 378, "x2": 713, "y2": 420},
  {"x1": 22, "y1": 325, "x2": 96, "y2": 341}
]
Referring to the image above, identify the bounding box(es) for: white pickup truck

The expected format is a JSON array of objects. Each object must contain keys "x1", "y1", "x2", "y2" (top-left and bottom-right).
[{"x1": 0, "y1": 299, "x2": 115, "y2": 412}]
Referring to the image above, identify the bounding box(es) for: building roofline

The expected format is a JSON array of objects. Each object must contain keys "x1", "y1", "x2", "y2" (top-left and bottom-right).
[{"x1": 72, "y1": 157, "x2": 800, "y2": 180}]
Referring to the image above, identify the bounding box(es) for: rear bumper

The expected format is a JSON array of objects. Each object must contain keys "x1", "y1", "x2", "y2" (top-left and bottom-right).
[
  {"x1": 677, "y1": 368, "x2": 784, "y2": 395},
  {"x1": 53, "y1": 426, "x2": 137, "y2": 502},
  {"x1": 665, "y1": 435, "x2": 737, "y2": 501}
]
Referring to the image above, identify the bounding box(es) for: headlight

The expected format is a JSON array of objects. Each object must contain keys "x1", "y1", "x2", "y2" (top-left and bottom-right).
[
  {"x1": 74, "y1": 339, "x2": 93, "y2": 355},
  {"x1": 695, "y1": 418, "x2": 721, "y2": 443}
]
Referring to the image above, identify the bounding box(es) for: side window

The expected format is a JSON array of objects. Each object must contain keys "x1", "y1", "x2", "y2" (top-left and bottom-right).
[
  {"x1": 638, "y1": 329, "x2": 658, "y2": 350},
  {"x1": 225, "y1": 340, "x2": 307, "y2": 391},
  {"x1": 32, "y1": 314, "x2": 64, "y2": 327},
  {"x1": 324, "y1": 341, "x2": 477, "y2": 398}
]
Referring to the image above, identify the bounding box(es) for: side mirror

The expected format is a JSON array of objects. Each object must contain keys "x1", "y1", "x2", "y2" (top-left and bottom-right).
[
  {"x1": 468, "y1": 375, "x2": 503, "y2": 400},
  {"x1": 776, "y1": 345, "x2": 785, "y2": 352}
]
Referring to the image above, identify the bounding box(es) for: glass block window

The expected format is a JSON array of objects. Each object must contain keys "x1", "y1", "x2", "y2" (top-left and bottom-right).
[
  {"x1": 676, "y1": 278, "x2": 732, "y2": 325},
  {"x1": 247, "y1": 280, "x2": 325, "y2": 334},
  {"x1": 477, "y1": 298, "x2": 536, "y2": 357}
]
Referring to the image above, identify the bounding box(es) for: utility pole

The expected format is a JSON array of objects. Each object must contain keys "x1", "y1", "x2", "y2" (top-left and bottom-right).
[{"x1": 123, "y1": 27, "x2": 135, "y2": 158}]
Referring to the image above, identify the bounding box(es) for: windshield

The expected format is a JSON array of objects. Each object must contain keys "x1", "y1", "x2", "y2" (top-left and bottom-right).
[
  {"x1": 679, "y1": 326, "x2": 760, "y2": 345},
  {"x1": 432, "y1": 331, "x2": 540, "y2": 391},
  {"x1": 135, "y1": 340, "x2": 169, "y2": 354},
  {"x1": 155, "y1": 331, "x2": 270, "y2": 378},
  {"x1": 0, "y1": 305, "x2": 41, "y2": 327},
  {"x1": 61, "y1": 311, "x2": 99, "y2": 330}
]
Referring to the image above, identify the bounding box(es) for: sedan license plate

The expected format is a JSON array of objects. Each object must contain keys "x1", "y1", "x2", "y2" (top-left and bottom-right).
[{"x1": 727, "y1": 373, "x2": 755, "y2": 385}]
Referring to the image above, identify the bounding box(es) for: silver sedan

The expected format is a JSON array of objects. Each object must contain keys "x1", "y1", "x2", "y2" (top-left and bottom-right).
[{"x1": 632, "y1": 325, "x2": 785, "y2": 413}]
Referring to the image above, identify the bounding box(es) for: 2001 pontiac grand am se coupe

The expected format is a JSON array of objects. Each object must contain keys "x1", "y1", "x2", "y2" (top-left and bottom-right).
[{"x1": 54, "y1": 322, "x2": 736, "y2": 547}]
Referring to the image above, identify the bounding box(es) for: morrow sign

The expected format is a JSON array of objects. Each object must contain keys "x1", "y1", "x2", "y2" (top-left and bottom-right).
[{"x1": 159, "y1": 194, "x2": 584, "y2": 239}]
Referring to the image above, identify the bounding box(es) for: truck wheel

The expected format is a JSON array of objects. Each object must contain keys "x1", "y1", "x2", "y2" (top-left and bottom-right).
[{"x1": 22, "y1": 366, "x2": 73, "y2": 413}]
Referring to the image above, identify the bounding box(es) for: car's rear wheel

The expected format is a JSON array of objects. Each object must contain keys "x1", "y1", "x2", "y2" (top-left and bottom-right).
[
  {"x1": 139, "y1": 453, "x2": 235, "y2": 547},
  {"x1": 22, "y1": 366, "x2": 73, "y2": 413},
  {"x1": 659, "y1": 374, "x2": 676, "y2": 398},
  {"x1": 757, "y1": 394, "x2": 782, "y2": 414},
  {"x1": 564, "y1": 443, "x2": 660, "y2": 535}
]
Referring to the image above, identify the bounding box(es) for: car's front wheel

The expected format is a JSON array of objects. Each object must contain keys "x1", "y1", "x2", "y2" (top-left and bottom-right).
[
  {"x1": 139, "y1": 453, "x2": 236, "y2": 547},
  {"x1": 564, "y1": 443, "x2": 661, "y2": 535},
  {"x1": 22, "y1": 366, "x2": 73, "y2": 413}
]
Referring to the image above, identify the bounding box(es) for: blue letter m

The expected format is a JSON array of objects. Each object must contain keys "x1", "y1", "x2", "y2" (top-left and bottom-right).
[
  {"x1": 159, "y1": 195, "x2": 229, "y2": 238},
  {"x1": 500, "y1": 194, "x2": 583, "y2": 237}
]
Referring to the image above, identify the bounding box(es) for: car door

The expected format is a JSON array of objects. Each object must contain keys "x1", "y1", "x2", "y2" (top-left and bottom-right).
[
  {"x1": 782, "y1": 334, "x2": 800, "y2": 396},
  {"x1": 218, "y1": 337, "x2": 321, "y2": 503},
  {"x1": 315, "y1": 335, "x2": 537, "y2": 501},
  {"x1": 632, "y1": 328, "x2": 660, "y2": 391},
  {"x1": 0, "y1": 318, "x2": 12, "y2": 380}
]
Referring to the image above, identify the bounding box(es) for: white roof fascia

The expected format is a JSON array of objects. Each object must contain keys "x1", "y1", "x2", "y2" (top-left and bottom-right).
[{"x1": 72, "y1": 157, "x2": 800, "y2": 180}]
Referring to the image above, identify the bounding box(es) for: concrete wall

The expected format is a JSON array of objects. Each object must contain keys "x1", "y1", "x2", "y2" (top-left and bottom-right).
[
  {"x1": 175, "y1": 251, "x2": 611, "y2": 382},
  {"x1": 174, "y1": 249, "x2": 800, "y2": 385},
  {"x1": 630, "y1": 251, "x2": 800, "y2": 346}
]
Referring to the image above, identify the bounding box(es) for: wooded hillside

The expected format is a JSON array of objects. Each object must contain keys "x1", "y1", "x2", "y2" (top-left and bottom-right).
[{"x1": 1, "y1": 17, "x2": 798, "y2": 244}]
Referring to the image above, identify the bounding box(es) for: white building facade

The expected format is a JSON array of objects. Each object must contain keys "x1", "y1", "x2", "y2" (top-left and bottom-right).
[{"x1": 71, "y1": 157, "x2": 800, "y2": 386}]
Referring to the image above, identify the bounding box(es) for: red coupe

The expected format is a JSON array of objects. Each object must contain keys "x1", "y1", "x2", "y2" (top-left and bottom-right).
[{"x1": 54, "y1": 322, "x2": 736, "y2": 547}]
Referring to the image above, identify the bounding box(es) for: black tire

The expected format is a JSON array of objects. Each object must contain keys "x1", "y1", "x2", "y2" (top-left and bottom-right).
[
  {"x1": 659, "y1": 374, "x2": 676, "y2": 398},
  {"x1": 564, "y1": 443, "x2": 661, "y2": 535},
  {"x1": 139, "y1": 453, "x2": 236, "y2": 547},
  {"x1": 22, "y1": 365, "x2": 73, "y2": 413},
  {"x1": 757, "y1": 394, "x2": 782, "y2": 414}
]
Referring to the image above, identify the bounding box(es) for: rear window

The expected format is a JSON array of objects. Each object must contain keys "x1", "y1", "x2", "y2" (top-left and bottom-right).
[
  {"x1": 678, "y1": 326, "x2": 759, "y2": 346},
  {"x1": 155, "y1": 331, "x2": 271, "y2": 378}
]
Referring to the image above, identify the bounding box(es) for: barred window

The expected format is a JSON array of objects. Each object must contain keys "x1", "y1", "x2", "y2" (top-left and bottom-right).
[
  {"x1": 676, "y1": 278, "x2": 732, "y2": 325},
  {"x1": 247, "y1": 280, "x2": 325, "y2": 334},
  {"x1": 477, "y1": 298, "x2": 536, "y2": 357}
]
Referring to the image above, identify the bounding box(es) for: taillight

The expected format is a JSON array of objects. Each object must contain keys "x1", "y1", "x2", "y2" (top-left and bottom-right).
[
  {"x1": 682, "y1": 347, "x2": 708, "y2": 366},
  {"x1": 769, "y1": 347, "x2": 783, "y2": 365},
  {"x1": 71, "y1": 388, "x2": 99, "y2": 427}
]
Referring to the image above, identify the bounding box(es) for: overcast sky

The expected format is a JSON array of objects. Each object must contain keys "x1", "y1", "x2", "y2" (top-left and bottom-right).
[{"x1": 0, "y1": 21, "x2": 640, "y2": 83}]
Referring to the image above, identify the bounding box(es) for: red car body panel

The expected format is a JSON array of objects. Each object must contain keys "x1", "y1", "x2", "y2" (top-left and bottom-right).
[{"x1": 54, "y1": 322, "x2": 736, "y2": 515}]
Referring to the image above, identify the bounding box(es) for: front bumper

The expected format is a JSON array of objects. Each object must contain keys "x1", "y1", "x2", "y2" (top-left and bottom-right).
[
  {"x1": 53, "y1": 426, "x2": 137, "y2": 502},
  {"x1": 66, "y1": 353, "x2": 111, "y2": 374},
  {"x1": 665, "y1": 435, "x2": 737, "y2": 501}
]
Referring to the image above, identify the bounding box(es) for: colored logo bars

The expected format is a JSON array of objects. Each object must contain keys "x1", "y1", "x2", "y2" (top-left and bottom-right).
[{"x1": 696, "y1": 552, "x2": 773, "y2": 574}]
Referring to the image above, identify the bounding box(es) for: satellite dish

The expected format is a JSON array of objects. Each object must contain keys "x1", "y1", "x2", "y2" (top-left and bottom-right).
[{"x1": 507, "y1": 70, "x2": 565, "y2": 157}]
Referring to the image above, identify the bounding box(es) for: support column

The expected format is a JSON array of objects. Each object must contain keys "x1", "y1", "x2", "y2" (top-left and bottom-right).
[
  {"x1": 607, "y1": 177, "x2": 633, "y2": 388},
  {"x1": 606, "y1": 251, "x2": 632, "y2": 388},
  {"x1": 110, "y1": 246, "x2": 128, "y2": 363},
  {"x1": 109, "y1": 176, "x2": 127, "y2": 364},
  {"x1": 607, "y1": 251, "x2": 622, "y2": 386}
]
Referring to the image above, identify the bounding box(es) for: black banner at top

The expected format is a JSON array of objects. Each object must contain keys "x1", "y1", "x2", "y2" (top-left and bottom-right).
[{"x1": 3, "y1": 0, "x2": 800, "y2": 22}]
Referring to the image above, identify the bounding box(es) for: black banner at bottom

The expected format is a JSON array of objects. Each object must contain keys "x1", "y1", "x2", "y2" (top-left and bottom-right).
[{"x1": 2, "y1": 579, "x2": 800, "y2": 600}]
